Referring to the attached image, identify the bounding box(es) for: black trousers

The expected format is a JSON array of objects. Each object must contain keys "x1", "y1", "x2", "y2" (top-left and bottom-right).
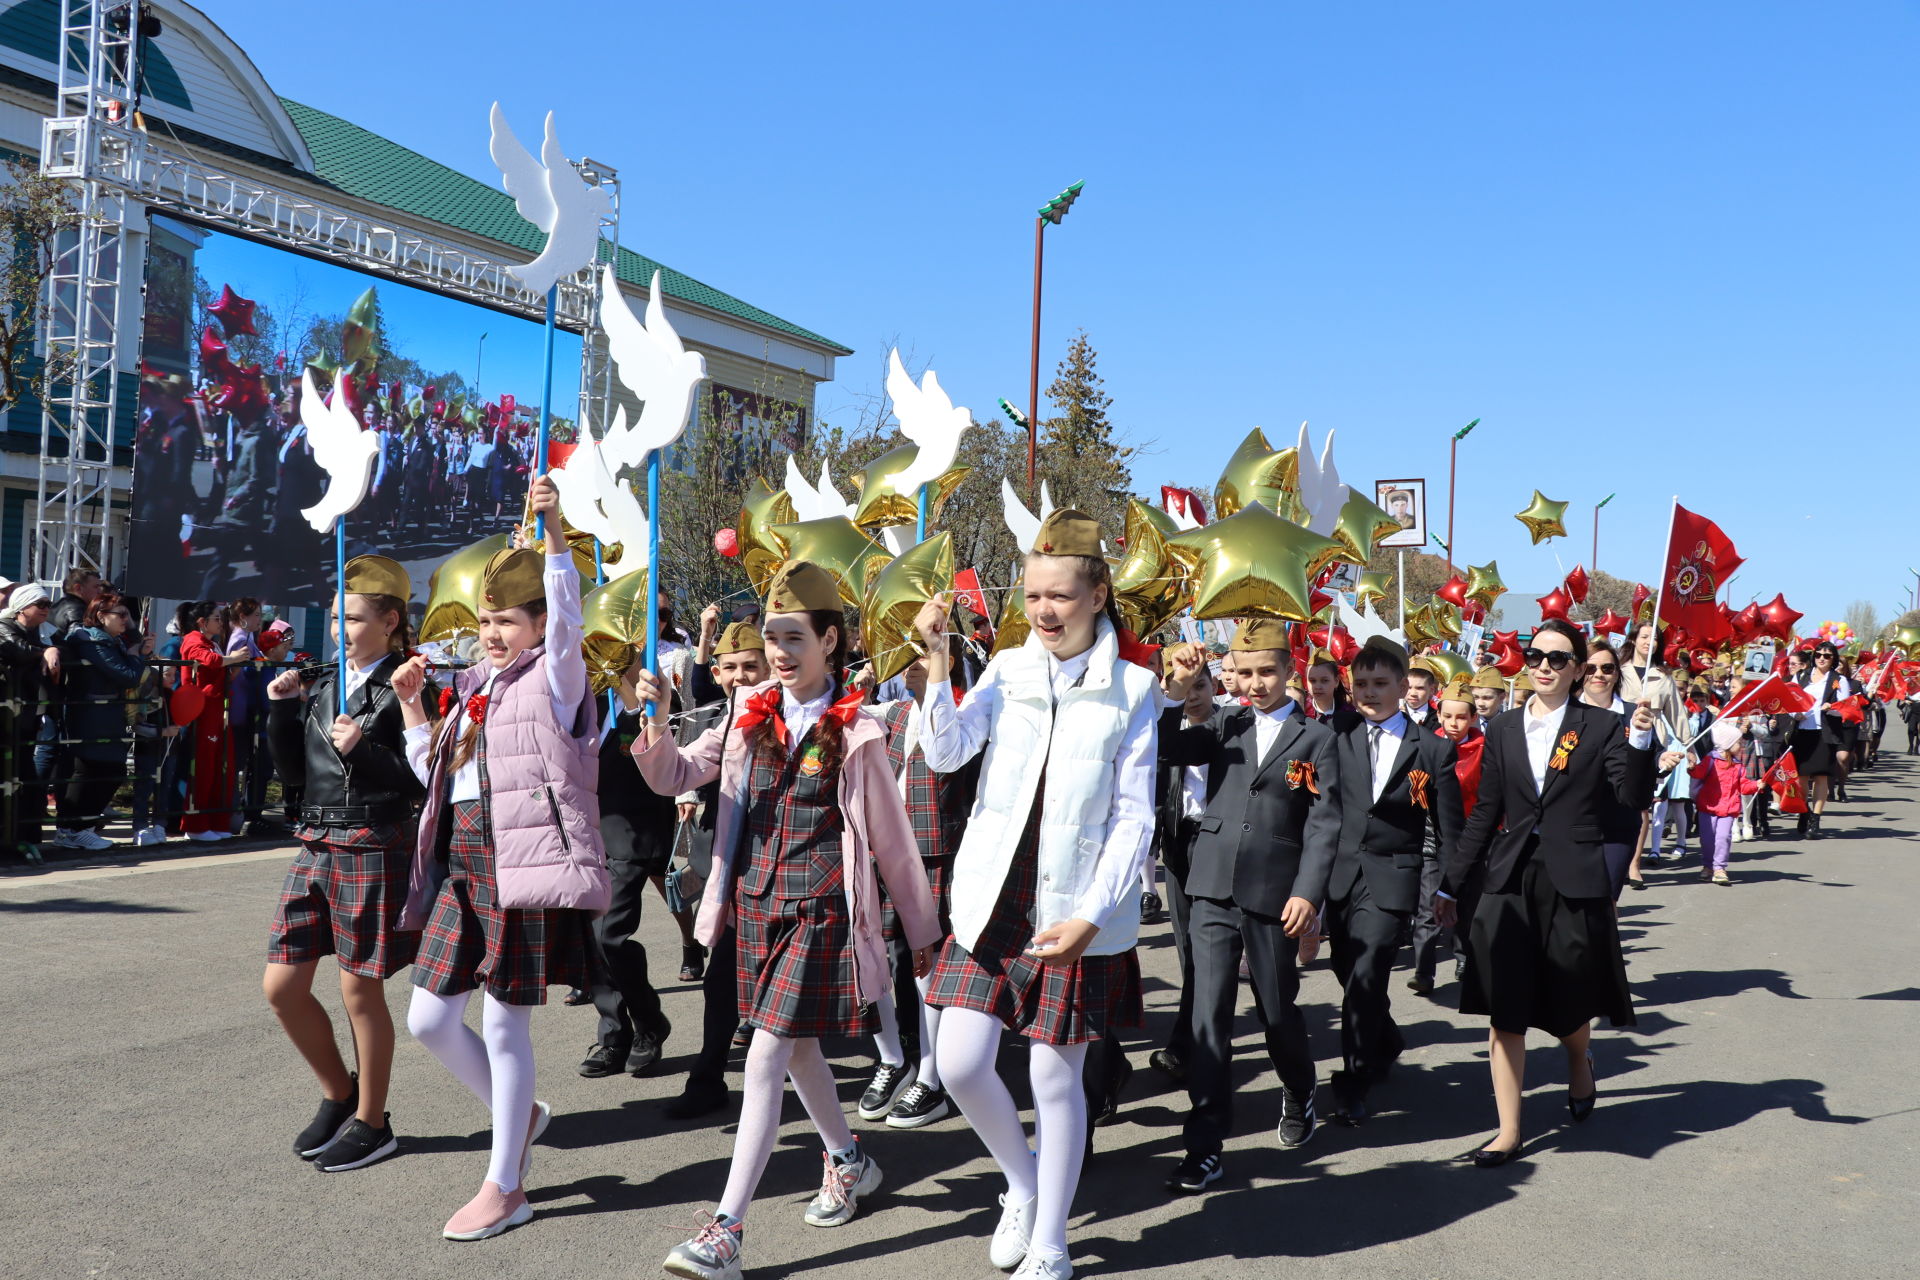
[
  {"x1": 1185, "y1": 895, "x2": 1314, "y2": 1158},
  {"x1": 1408, "y1": 857, "x2": 1452, "y2": 980},
  {"x1": 56, "y1": 758, "x2": 122, "y2": 831},
  {"x1": 1326, "y1": 876, "x2": 1410, "y2": 1085},
  {"x1": 1162, "y1": 868, "x2": 1195, "y2": 1060},
  {"x1": 687, "y1": 926, "x2": 739, "y2": 1091},
  {"x1": 589, "y1": 844, "x2": 667, "y2": 1051}
]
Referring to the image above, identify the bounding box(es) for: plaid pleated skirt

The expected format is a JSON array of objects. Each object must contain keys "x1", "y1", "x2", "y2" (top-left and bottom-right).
[
  {"x1": 734, "y1": 865, "x2": 876, "y2": 1040},
  {"x1": 926, "y1": 819, "x2": 1142, "y2": 1046},
  {"x1": 267, "y1": 821, "x2": 419, "y2": 979},
  {"x1": 411, "y1": 801, "x2": 593, "y2": 1006}
]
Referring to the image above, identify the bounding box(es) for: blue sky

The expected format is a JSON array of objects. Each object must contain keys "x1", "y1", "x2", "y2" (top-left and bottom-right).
[{"x1": 214, "y1": 1, "x2": 1920, "y2": 629}]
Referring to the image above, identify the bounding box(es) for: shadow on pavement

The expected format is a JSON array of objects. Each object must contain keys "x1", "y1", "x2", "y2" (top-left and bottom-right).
[{"x1": 0, "y1": 896, "x2": 188, "y2": 914}]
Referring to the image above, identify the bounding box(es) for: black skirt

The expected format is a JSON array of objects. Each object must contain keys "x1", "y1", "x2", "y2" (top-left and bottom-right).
[
  {"x1": 1461, "y1": 842, "x2": 1634, "y2": 1038},
  {"x1": 1790, "y1": 727, "x2": 1836, "y2": 778}
]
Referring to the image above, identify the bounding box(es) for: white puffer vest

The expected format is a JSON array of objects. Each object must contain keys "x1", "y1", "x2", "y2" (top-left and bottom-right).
[{"x1": 948, "y1": 618, "x2": 1157, "y2": 957}]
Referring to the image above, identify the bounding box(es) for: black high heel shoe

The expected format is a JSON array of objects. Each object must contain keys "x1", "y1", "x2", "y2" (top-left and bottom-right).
[{"x1": 1568, "y1": 1051, "x2": 1597, "y2": 1122}]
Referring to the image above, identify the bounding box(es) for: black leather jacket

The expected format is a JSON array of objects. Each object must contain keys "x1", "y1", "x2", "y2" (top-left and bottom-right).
[{"x1": 266, "y1": 653, "x2": 424, "y2": 826}]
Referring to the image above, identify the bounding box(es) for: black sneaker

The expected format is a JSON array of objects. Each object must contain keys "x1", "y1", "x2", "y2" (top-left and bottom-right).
[
  {"x1": 1140, "y1": 890, "x2": 1164, "y2": 923},
  {"x1": 627, "y1": 1018, "x2": 671, "y2": 1075},
  {"x1": 294, "y1": 1079, "x2": 358, "y2": 1158},
  {"x1": 578, "y1": 1042, "x2": 628, "y2": 1078},
  {"x1": 857, "y1": 1061, "x2": 916, "y2": 1121},
  {"x1": 1278, "y1": 1088, "x2": 1317, "y2": 1148},
  {"x1": 884, "y1": 1081, "x2": 951, "y2": 1129},
  {"x1": 312, "y1": 1113, "x2": 399, "y2": 1172},
  {"x1": 663, "y1": 1078, "x2": 729, "y2": 1121},
  {"x1": 1166, "y1": 1152, "x2": 1223, "y2": 1194},
  {"x1": 733, "y1": 1021, "x2": 755, "y2": 1049}
]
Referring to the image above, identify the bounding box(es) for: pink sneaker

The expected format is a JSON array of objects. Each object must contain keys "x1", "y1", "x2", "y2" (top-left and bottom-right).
[{"x1": 442, "y1": 1181, "x2": 532, "y2": 1241}]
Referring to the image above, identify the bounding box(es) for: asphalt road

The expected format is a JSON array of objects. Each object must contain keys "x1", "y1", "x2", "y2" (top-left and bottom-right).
[{"x1": 5, "y1": 754, "x2": 1917, "y2": 1280}]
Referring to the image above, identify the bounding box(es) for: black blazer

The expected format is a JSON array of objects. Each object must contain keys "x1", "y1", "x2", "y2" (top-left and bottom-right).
[
  {"x1": 1327, "y1": 711, "x2": 1464, "y2": 914},
  {"x1": 266, "y1": 653, "x2": 424, "y2": 826},
  {"x1": 1447, "y1": 699, "x2": 1656, "y2": 900},
  {"x1": 1158, "y1": 702, "x2": 1342, "y2": 917}
]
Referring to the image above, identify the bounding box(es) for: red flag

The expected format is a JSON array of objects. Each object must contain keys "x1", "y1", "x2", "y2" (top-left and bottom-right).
[
  {"x1": 1828, "y1": 695, "x2": 1866, "y2": 726},
  {"x1": 1764, "y1": 752, "x2": 1807, "y2": 813},
  {"x1": 1722, "y1": 672, "x2": 1815, "y2": 719},
  {"x1": 1657, "y1": 504, "x2": 1744, "y2": 644},
  {"x1": 951, "y1": 568, "x2": 988, "y2": 620}
]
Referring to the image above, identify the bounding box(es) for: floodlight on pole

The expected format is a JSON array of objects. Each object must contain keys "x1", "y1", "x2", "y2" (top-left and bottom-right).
[
  {"x1": 1446, "y1": 417, "x2": 1479, "y2": 573},
  {"x1": 1593, "y1": 491, "x2": 1616, "y2": 572},
  {"x1": 1028, "y1": 180, "x2": 1085, "y2": 496}
]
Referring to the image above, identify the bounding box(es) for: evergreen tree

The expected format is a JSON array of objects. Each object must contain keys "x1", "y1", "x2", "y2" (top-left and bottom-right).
[{"x1": 1037, "y1": 330, "x2": 1133, "y2": 534}]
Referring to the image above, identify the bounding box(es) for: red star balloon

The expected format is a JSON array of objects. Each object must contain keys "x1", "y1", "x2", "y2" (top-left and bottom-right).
[
  {"x1": 1757, "y1": 593, "x2": 1803, "y2": 642},
  {"x1": 1563, "y1": 564, "x2": 1590, "y2": 605},
  {"x1": 1537, "y1": 587, "x2": 1572, "y2": 621},
  {"x1": 1490, "y1": 640, "x2": 1525, "y2": 677},
  {"x1": 207, "y1": 284, "x2": 258, "y2": 338},
  {"x1": 198, "y1": 328, "x2": 233, "y2": 378},
  {"x1": 1437, "y1": 574, "x2": 1470, "y2": 609},
  {"x1": 1631, "y1": 582, "x2": 1652, "y2": 621},
  {"x1": 1730, "y1": 602, "x2": 1762, "y2": 644},
  {"x1": 1593, "y1": 609, "x2": 1628, "y2": 636}
]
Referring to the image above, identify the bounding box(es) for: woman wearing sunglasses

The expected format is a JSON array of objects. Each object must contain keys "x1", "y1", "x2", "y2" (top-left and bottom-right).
[
  {"x1": 1579, "y1": 641, "x2": 1640, "y2": 897},
  {"x1": 1788, "y1": 642, "x2": 1851, "y2": 837},
  {"x1": 1437, "y1": 620, "x2": 1666, "y2": 1166}
]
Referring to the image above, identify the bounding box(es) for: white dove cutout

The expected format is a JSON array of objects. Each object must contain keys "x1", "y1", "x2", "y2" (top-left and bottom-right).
[
  {"x1": 600, "y1": 265, "x2": 708, "y2": 468},
  {"x1": 783, "y1": 455, "x2": 854, "y2": 522},
  {"x1": 1295, "y1": 421, "x2": 1350, "y2": 535},
  {"x1": 488, "y1": 103, "x2": 612, "y2": 300},
  {"x1": 551, "y1": 406, "x2": 649, "y2": 575},
  {"x1": 1336, "y1": 595, "x2": 1405, "y2": 650},
  {"x1": 1001, "y1": 477, "x2": 1056, "y2": 554},
  {"x1": 298, "y1": 368, "x2": 379, "y2": 535},
  {"x1": 882, "y1": 349, "x2": 972, "y2": 496}
]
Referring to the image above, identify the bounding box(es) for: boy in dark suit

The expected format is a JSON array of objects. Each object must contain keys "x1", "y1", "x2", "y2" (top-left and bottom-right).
[
  {"x1": 1324, "y1": 638, "x2": 1464, "y2": 1124},
  {"x1": 1157, "y1": 621, "x2": 1342, "y2": 1193}
]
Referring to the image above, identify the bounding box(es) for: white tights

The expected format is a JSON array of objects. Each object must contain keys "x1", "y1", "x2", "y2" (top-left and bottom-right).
[
  {"x1": 406, "y1": 987, "x2": 535, "y2": 1192},
  {"x1": 872, "y1": 974, "x2": 946, "y2": 1090},
  {"x1": 938, "y1": 1006, "x2": 1087, "y2": 1262},
  {"x1": 716, "y1": 1030, "x2": 855, "y2": 1224}
]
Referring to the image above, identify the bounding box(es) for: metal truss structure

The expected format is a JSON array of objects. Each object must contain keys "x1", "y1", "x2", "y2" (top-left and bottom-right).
[{"x1": 35, "y1": 0, "x2": 616, "y2": 581}]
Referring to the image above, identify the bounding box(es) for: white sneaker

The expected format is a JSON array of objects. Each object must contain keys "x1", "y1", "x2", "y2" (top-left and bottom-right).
[
  {"x1": 1012, "y1": 1248, "x2": 1072, "y2": 1280},
  {"x1": 70, "y1": 830, "x2": 114, "y2": 852},
  {"x1": 188, "y1": 830, "x2": 225, "y2": 843},
  {"x1": 804, "y1": 1146, "x2": 881, "y2": 1227},
  {"x1": 134, "y1": 826, "x2": 167, "y2": 847},
  {"x1": 990, "y1": 1192, "x2": 1037, "y2": 1269},
  {"x1": 662, "y1": 1215, "x2": 743, "y2": 1280}
]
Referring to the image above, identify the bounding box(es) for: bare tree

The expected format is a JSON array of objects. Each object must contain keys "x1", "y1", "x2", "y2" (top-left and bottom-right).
[{"x1": 0, "y1": 158, "x2": 80, "y2": 413}]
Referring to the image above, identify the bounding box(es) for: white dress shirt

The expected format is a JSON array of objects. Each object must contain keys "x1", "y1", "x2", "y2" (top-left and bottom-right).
[
  {"x1": 1363, "y1": 711, "x2": 1409, "y2": 802},
  {"x1": 1522, "y1": 699, "x2": 1572, "y2": 793},
  {"x1": 783, "y1": 684, "x2": 838, "y2": 746},
  {"x1": 341, "y1": 653, "x2": 387, "y2": 705},
  {"x1": 1251, "y1": 699, "x2": 1299, "y2": 764}
]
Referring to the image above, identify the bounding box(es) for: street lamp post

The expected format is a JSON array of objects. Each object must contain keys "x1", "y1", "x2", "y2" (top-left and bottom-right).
[
  {"x1": 1446, "y1": 418, "x2": 1478, "y2": 575},
  {"x1": 475, "y1": 331, "x2": 488, "y2": 399},
  {"x1": 1593, "y1": 492, "x2": 1616, "y2": 572},
  {"x1": 1027, "y1": 180, "x2": 1084, "y2": 497}
]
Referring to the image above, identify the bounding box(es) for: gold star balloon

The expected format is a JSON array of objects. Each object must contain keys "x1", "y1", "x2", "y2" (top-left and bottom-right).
[
  {"x1": 1513, "y1": 490, "x2": 1570, "y2": 544},
  {"x1": 1431, "y1": 599, "x2": 1464, "y2": 641},
  {"x1": 580, "y1": 568, "x2": 651, "y2": 696},
  {"x1": 861, "y1": 532, "x2": 954, "y2": 684},
  {"x1": 851, "y1": 442, "x2": 970, "y2": 529},
  {"x1": 1135, "y1": 501, "x2": 1182, "y2": 542},
  {"x1": 1465, "y1": 559, "x2": 1507, "y2": 611},
  {"x1": 767, "y1": 517, "x2": 893, "y2": 610},
  {"x1": 1404, "y1": 604, "x2": 1437, "y2": 649},
  {"x1": 1168, "y1": 500, "x2": 1340, "y2": 622},
  {"x1": 1329, "y1": 490, "x2": 1403, "y2": 567},
  {"x1": 1354, "y1": 570, "x2": 1392, "y2": 610},
  {"x1": 991, "y1": 581, "x2": 1030, "y2": 656},
  {"x1": 1212, "y1": 427, "x2": 1301, "y2": 521},
  {"x1": 1895, "y1": 625, "x2": 1920, "y2": 652},
  {"x1": 1424, "y1": 651, "x2": 1471, "y2": 686},
  {"x1": 420, "y1": 532, "x2": 591, "y2": 645},
  {"x1": 1113, "y1": 499, "x2": 1191, "y2": 638},
  {"x1": 738, "y1": 477, "x2": 799, "y2": 596}
]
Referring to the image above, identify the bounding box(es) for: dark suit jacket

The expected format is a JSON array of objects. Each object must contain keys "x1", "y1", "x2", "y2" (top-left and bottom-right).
[
  {"x1": 1158, "y1": 702, "x2": 1342, "y2": 917},
  {"x1": 1447, "y1": 699, "x2": 1656, "y2": 900},
  {"x1": 1327, "y1": 711, "x2": 1464, "y2": 914}
]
